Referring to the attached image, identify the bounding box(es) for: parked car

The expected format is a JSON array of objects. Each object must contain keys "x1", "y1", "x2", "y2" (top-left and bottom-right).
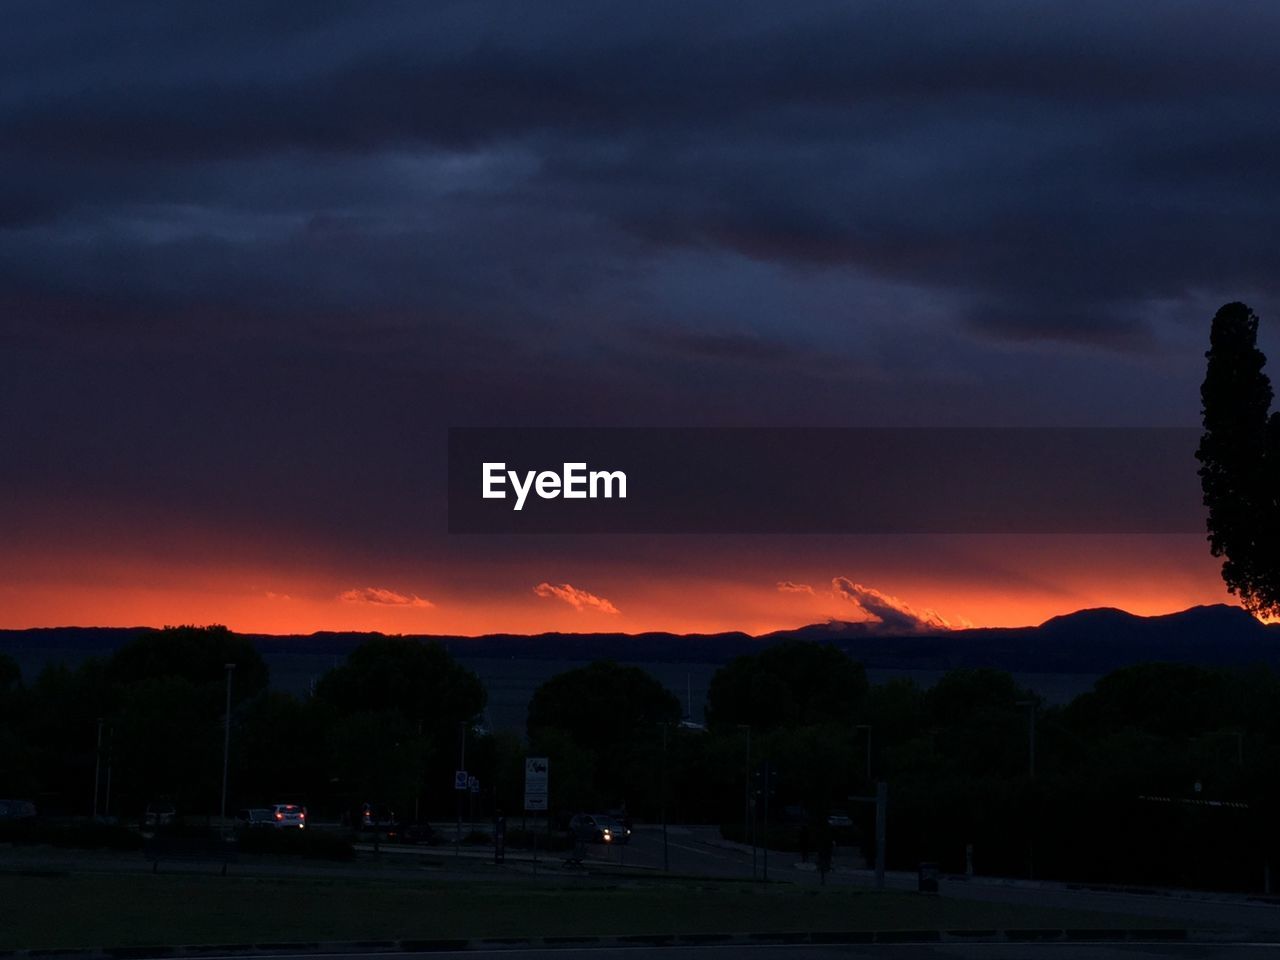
[
  {"x1": 235, "y1": 808, "x2": 276, "y2": 829},
  {"x1": 269, "y1": 803, "x2": 307, "y2": 829},
  {"x1": 344, "y1": 802, "x2": 396, "y2": 831},
  {"x1": 606, "y1": 807, "x2": 633, "y2": 831},
  {"x1": 0, "y1": 799, "x2": 36, "y2": 821},
  {"x1": 143, "y1": 800, "x2": 176, "y2": 829},
  {"x1": 569, "y1": 813, "x2": 631, "y2": 844}
]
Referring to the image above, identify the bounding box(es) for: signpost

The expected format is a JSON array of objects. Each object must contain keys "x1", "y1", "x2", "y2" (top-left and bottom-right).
[
  {"x1": 525, "y1": 757, "x2": 549, "y2": 875},
  {"x1": 454, "y1": 768, "x2": 468, "y2": 855},
  {"x1": 524, "y1": 757, "x2": 549, "y2": 811}
]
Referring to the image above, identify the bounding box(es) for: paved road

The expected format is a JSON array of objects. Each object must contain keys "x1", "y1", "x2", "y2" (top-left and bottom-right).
[
  {"x1": 191, "y1": 946, "x2": 1280, "y2": 959},
  {"x1": 7, "y1": 820, "x2": 1280, "y2": 938},
  {"x1": 358, "y1": 822, "x2": 1280, "y2": 934},
  {"x1": 571, "y1": 826, "x2": 1280, "y2": 935}
]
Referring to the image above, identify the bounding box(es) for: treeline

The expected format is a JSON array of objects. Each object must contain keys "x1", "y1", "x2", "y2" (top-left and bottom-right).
[{"x1": 2, "y1": 627, "x2": 1278, "y2": 891}]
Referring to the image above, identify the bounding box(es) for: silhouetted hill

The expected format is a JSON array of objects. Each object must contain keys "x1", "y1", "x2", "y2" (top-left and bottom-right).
[
  {"x1": 771, "y1": 604, "x2": 1278, "y2": 672},
  {"x1": 0, "y1": 605, "x2": 1275, "y2": 677}
]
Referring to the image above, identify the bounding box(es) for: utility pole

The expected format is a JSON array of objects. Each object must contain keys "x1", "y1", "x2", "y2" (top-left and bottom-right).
[
  {"x1": 221, "y1": 663, "x2": 235, "y2": 839},
  {"x1": 660, "y1": 722, "x2": 670, "y2": 872},
  {"x1": 874, "y1": 781, "x2": 887, "y2": 889},
  {"x1": 456, "y1": 720, "x2": 467, "y2": 853},
  {"x1": 739, "y1": 725, "x2": 755, "y2": 880},
  {"x1": 856, "y1": 724, "x2": 872, "y2": 780},
  {"x1": 104, "y1": 725, "x2": 113, "y2": 818},
  {"x1": 93, "y1": 718, "x2": 103, "y2": 819},
  {"x1": 761, "y1": 760, "x2": 770, "y2": 883},
  {"x1": 1016, "y1": 700, "x2": 1037, "y2": 779}
]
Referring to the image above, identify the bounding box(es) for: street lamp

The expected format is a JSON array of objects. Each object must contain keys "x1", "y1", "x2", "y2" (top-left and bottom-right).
[
  {"x1": 737, "y1": 724, "x2": 755, "y2": 879},
  {"x1": 855, "y1": 724, "x2": 872, "y2": 781},
  {"x1": 93, "y1": 717, "x2": 103, "y2": 819},
  {"x1": 220, "y1": 663, "x2": 235, "y2": 839},
  {"x1": 1014, "y1": 698, "x2": 1038, "y2": 880},
  {"x1": 660, "y1": 722, "x2": 670, "y2": 873},
  {"x1": 1015, "y1": 700, "x2": 1036, "y2": 779}
]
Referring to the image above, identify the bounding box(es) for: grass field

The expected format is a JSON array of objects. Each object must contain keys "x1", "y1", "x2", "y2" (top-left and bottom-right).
[{"x1": 0, "y1": 872, "x2": 1171, "y2": 949}]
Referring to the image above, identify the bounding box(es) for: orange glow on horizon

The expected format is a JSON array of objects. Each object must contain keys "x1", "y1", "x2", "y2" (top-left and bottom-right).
[
  {"x1": 0, "y1": 536, "x2": 1245, "y2": 637},
  {"x1": 0, "y1": 495, "x2": 1246, "y2": 635}
]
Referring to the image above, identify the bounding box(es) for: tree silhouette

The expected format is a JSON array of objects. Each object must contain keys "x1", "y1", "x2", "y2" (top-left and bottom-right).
[
  {"x1": 106, "y1": 624, "x2": 268, "y2": 700},
  {"x1": 1197, "y1": 302, "x2": 1280, "y2": 618},
  {"x1": 705, "y1": 641, "x2": 868, "y2": 731},
  {"x1": 314, "y1": 637, "x2": 484, "y2": 729},
  {"x1": 527, "y1": 661, "x2": 680, "y2": 814},
  {"x1": 527, "y1": 660, "x2": 679, "y2": 753}
]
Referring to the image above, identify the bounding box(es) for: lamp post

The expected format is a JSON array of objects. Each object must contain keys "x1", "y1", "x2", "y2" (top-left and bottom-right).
[
  {"x1": 456, "y1": 720, "x2": 467, "y2": 854},
  {"x1": 1015, "y1": 698, "x2": 1037, "y2": 879},
  {"x1": 1015, "y1": 700, "x2": 1036, "y2": 779},
  {"x1": 738, "y1": 724, "x2": 755, "y2": 879},
  {"x1": 220, "y1": 663, "x2": 235, "y2": 839},
  {"x1": 855, "y1": 724, "x2": 872, "y2": 781},
  {"x1": 93, "y1": 717, "x2": 103, "y2": 819},
  {"x1": 660, "y1": 722, "x2": 670, "y2": 873}
]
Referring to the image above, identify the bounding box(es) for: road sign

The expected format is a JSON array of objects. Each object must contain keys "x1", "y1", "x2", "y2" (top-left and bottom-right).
[
  {"x1": 524, "y1": 756, "x2": 549, "y2": 811},
  {"x1": 454, "y1": 769, "x2": 469, "y2": 791},
  {"x1": 468, "y1": 775, "x2": 480, "y2": 794}
]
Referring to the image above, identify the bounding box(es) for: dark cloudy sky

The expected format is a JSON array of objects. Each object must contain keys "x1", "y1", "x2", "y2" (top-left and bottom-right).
[{"x1": 2, "y1": 1, "x2": 1278, "y2": 633}]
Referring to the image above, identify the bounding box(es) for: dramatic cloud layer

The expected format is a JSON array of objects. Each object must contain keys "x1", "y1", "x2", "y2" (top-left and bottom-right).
[
  {"x1": 534, "y1": 582, "x2": 620, "y2": 614},
  {"x1": 0, "y1": 3, "x2": 1270, "y2": 631}
]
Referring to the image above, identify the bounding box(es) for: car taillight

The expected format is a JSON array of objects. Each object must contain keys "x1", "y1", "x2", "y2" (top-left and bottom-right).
[
  {"x1": 299, "y1": 812, "x2": 305, "y2": 819},
  {"x1": 275, "y1": 812, "x2": 283, "y2": 820}
]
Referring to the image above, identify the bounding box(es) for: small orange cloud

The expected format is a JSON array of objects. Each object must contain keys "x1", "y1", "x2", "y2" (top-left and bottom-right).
[
  {"x1": 776, "y1": 580, "x2": 815, "y2": 594},
  {"x1": 534, "y1": 582, "x2": 619, "y2": 614},
  {"x1": 339, "y1": 586, "x2": 433, "y2": 608}
]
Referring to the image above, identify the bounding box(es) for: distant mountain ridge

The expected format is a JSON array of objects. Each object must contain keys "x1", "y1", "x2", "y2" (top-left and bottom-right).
[
  {"x1": 1, "y1": 604, "x2": 1276, "y2": 676},
  {"x1": 774, "y1": 604, "x2": 1278, "y2": 672}
]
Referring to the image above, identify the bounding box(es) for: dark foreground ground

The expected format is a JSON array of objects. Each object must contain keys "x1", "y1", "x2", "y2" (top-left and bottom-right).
[
  {"x1": 0, "y1": 868, "x2": 1168, "y2": 950},
  {"x1": 6, "y1": 823, "x2": 1280, "y2": 954}
]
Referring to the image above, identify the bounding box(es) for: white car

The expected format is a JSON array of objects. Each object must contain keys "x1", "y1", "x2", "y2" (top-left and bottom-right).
[{"x1": 270, "y1": 803, "x2": 307, "y2": 829}]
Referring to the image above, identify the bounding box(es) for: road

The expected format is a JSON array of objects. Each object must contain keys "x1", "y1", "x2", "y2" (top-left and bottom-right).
[
  {"x1": 7, "y1": 819, "x2": 1279, "y2": 941},
  {"x1": 464, "y1": 824, "x2": 1280, "y2": 934},
  {"x1": 191, "y1": 945, "x2": 1280, "y2": 960}
]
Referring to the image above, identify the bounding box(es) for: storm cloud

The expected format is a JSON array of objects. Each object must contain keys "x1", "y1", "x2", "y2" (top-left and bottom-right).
[{"x1": 3, "y1": 2, "x2": 1278, "y2": 604}]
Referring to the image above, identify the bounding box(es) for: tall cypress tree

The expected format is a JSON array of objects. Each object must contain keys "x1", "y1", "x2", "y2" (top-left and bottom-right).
[{"x1": 1196, "y1": 302, "x2": 1280, "y2": 618}]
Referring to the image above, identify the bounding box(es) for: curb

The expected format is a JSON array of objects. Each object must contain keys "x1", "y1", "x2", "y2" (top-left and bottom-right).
[{"x1": 2, "y1": 928, "x2": 1240, "y2": 957}]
